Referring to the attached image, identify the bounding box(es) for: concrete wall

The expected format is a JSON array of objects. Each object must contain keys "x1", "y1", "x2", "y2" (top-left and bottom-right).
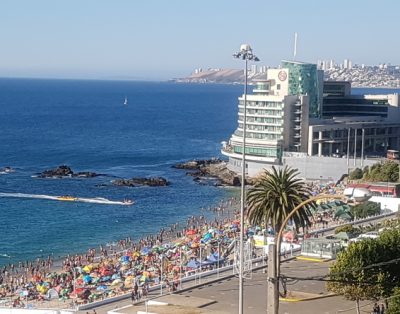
[
  {"x1": 282, "y1": 156, "x2": 376, "y2": 181},
  {"x1": 228, "y1": 156, "x2": 377, "y2": 182}
]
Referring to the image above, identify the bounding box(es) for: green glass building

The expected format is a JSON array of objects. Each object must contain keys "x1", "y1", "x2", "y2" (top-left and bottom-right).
[{"x1": 281, "y1": 60, "x2": 323, "y2": 118}]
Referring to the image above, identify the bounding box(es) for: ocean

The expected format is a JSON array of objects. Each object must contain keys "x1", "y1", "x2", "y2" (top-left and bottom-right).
[
  {"x1": 0, "y1": 79, "x2": 241, "y2": 265},
  {"x1": 0, "y1": 79, "x2": 397, "y2": 266}
]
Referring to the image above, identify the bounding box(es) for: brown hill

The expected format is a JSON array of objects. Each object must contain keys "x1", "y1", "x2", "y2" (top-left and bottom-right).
[{"x1": 174, "y1": 69, "x2": 267, "y2": 84}]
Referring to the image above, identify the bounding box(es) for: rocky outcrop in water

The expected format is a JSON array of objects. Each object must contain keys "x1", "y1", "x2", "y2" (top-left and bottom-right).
[
  {"x1": 173, "y1": 158, "x2": 223, "y2": 170},
  {"x1": 173, "y1": 159, "x2": 244, "y2": 186},
  {"x1": 37, "y1": 165, "x2": 102, "y2": 178},
  {"x1": 112, "y1": 177, "x2": 170, "y2": 187}
]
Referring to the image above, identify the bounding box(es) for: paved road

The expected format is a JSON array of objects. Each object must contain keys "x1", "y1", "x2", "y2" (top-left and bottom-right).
[{"x1": 100, "y1": 259, "x2": 375, "y2": 314}]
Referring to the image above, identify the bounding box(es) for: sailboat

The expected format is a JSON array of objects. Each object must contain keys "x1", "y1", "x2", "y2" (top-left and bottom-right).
[{"x1": 124, "y1": 96, "x2": 128, "y2": 105}]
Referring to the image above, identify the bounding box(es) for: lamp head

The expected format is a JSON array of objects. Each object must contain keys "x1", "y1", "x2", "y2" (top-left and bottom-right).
[{"x1": 240, "y1": 44, "x2": 252, "y2": 52}]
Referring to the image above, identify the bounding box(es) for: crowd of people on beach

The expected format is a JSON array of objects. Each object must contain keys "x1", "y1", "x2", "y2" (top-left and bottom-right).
[{"x1": 0, "y1": 197, "x2": 241, "y2": 308}]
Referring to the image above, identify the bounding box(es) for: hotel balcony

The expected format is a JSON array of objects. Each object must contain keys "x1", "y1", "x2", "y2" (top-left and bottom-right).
[{"x1": 221, "y1": 144, "x2": 280, "y2": 164}]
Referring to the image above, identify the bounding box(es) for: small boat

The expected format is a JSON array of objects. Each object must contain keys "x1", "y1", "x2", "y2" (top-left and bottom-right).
[
  {"x1": 57, "y1": 195, "x2": 78, "y2": 201},
  {"x1": 123, "y1": 199, "x2": 134, "y2": 205},
  {"x1": 124, "y1": 96, "x2": 128, "y2": 105}
]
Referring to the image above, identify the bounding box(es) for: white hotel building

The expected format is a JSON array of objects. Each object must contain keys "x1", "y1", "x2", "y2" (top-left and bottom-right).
[{"x1": 222, "y1": 61, "x2": 400, "y2": 181}]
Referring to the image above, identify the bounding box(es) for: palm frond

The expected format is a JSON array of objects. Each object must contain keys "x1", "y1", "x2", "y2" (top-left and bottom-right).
[{"x1": 246, "y1": 166, "x2": 315, "y2": 233}]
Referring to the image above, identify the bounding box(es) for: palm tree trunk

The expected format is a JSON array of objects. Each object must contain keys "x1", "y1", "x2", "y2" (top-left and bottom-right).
[{"x1": 275, "y1": 225, "x2": 283, "y2": 296}]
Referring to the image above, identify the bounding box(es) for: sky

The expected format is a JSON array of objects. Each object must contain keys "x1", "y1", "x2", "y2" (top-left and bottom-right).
[{"x1": 0, "y1": 0, "x2": 399, "y2": 80}]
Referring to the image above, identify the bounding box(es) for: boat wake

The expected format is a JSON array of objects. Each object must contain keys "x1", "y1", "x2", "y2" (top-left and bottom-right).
[{"x1": 0, "y1": 193, "x2": 133, "y2": 205}]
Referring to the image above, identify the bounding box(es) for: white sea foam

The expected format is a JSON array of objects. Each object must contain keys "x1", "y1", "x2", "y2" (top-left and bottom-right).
[{"x1": 0, "y1": 193, "x2": 133, "y2": 205}]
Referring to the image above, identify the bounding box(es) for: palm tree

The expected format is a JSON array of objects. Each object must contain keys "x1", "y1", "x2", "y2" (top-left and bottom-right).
[{"x1": 246, "y1": 166, "x2": 314, "y2": 235}]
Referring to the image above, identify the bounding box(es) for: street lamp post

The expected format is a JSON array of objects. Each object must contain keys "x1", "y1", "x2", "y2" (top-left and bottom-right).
[
  {"x1": 179, "y1": 246, "x2": 183, "y2": 290},
  {"x1": 233, "y1": 44, "x2": 259, "y2": 314},
  {"x1": 72, "y1": 267, "x2": 77, "y2": 310},
  {"x1": 160, "y1": 254, "x2": 163, "y2": 295},
  {"x1": 217, "y1": 240, "x2": 220, "y2": 278}
]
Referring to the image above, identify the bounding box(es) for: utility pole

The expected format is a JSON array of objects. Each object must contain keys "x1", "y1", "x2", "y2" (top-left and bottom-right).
[{"x1": 267, "y1": 244, "x2": 278, "y2": 314}]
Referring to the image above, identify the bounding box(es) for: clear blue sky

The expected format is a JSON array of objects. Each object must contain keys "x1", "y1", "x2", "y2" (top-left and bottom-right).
[{"x1": 0, "y1": 0, "x2": 399, "y2": 80}]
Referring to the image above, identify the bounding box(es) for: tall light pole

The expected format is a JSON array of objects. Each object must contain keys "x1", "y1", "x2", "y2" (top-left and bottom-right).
[
  {"x1": 71, "y1": 267, "x2": 77, "y2": 310},
  {"x1": 160, "y1": 253, "x2": 163, "y2": 295},
  {"x1": 233, "y1": 44, "x2": 259, "y2": 314}
]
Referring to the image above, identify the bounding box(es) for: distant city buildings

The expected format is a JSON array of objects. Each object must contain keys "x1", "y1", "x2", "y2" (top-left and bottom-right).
[
  {"x1": 187, "y1": 59, "x2": 400, "y2": 88},
  {"x1": 317, "y1": 59, "x2": 400, "y2": 88}
]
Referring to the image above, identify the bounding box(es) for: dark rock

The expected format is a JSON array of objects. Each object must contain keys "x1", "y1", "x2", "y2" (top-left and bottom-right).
[
  {"x1": 37, "y1": 165, "x2": 103, "y2": 178},
  {"x1": 112, "y1": 177, "x2": 170, "y2": 187},
  {"x1": 174, "y1": 159, "x2": 243, "y2": 186},
  {"x1": 172, "y1": 158, "x2": 223, "y2": 170}
]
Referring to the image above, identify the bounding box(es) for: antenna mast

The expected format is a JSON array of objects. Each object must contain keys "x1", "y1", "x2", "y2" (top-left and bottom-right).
[{"x1": 293, "y1": 32, "x2": 298, "y2": 60}]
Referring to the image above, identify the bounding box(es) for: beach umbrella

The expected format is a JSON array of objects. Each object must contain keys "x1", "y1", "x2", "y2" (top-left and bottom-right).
[
  {"x1": 83, "y1": 275, "x2": 92, "y2": 284},
  {"x1": 124, "y1": 276, "x2": 134, "y2": 286},
  {"x1": 111, "y1": 274, "x2": 120, "y2": 280},
  {"x1": 186, "y1": 230, "x2": 197, "y2": 236},
  {"x1": 96, "y1": 285, "x2": 108, "y2": 291},
  {"x1": 100, "y1": 276, "x2": 111, "y2": 282},
  {"x1": 111, "y1": 278, "x2": 122, "y2": 286},
  {"x1": 46, "y1": 288, "x2": 59, "y2": 300},
  {"x1": 100, "y1": 268, "x2": 113, "y2": 276},
  {"x1": 36, "y1": 284, "x2": 48, "y2": 294},
  {"x1": 202, "y1": 233, "x2": 213, "y2": 242},
  {"x1": 82, "y1": 265, "x2": 92, "y2": 273},
  {"x1": 186, "y1": 259, "x2": 200, "y2": 269},
  {"x1": 141, "y1": 247, "x2": 151, "y2": 255},
  {"x1": 120, "y1": 255, "x2": 130, "y2": 263},
  {"x1": 73, "y1": 287, "x2": 85, "y2": 294}
]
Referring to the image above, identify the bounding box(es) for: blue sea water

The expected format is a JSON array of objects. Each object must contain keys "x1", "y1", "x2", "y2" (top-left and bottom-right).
[{"x1": 0, "y1": 79, "x2": 242, "y2": 265}]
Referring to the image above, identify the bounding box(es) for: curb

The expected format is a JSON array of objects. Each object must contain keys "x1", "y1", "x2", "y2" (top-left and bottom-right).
[
  {"x1": 280, "y1": 293, "x2": 337, "y2": 302},
  {"x1": 296, "y1": 256, "x2": 332, "y2": 263}
]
